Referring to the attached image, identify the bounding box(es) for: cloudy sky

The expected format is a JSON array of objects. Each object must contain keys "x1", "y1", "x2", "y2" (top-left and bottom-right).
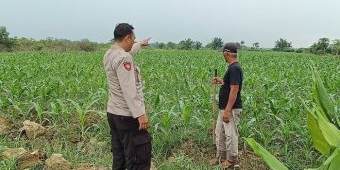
[{"x1": 1, "y1": 0, "x2": 339, "y2": 48}]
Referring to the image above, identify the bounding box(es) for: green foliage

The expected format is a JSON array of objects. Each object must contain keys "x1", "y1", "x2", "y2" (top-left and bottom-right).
[
  {"x1": 244, "y1": 138, "x2": 289, "y2": 170},
  {"x1": 0, "y1": 26, "x2": 16, "y2": 51},
  {"x1": 305, "y1": 148, "x2": 340, "y2": 170},
  {"x1": 0, "y1": 50, "x2": 339, "y2": 169},
  {"x1": 330, "y1": 39, "x2": 340, "y2": 56},
  {"x1": 11, "y1": 37, "x2": 100, "y2": 52},
  {"x1": 166, "y1": 41, "x2": 177, "y2": 49},
  {"x1": 306, "y1": 107, "x2": 331, "y2": 156},
  {"x1": 245, "y1": 63, "x2": 340, "y2": 170},
  {"x1": 194, "y1": 41, "x2": 202, "y2": 50},
  {"x1": 273, "y1": 38, "x2": 293, "y2": 52},
  {"x1": 310, "y1": 38, "x2": 331, "y2": 55},
  {"x1": 310, "y1": 63, "x2": 339, "y2": 128},
  {"x1": 161, "y1": 112, "x2": 171, "y2": 130},
  {"x1": 158, "y1": 42, "x2": 166, "y2": 49},
  {"x1": 206, "y1": 37, "x2": 223, "y2": 50},
  {"x1": 77, "y1": 39, "x2": 98, "y2": 52},
  {"x1": 179, "y1": 38, "x2": 194, "y2": 50},
  {"x1": 181, "y1": 104, "x2": 193, "y2": 124},
  {"x1": 0, "y1": 159, "x2": 17, "y2": 170},
  {"x1": 252, "y1": 42, "x2": 260, "y2": 49}
]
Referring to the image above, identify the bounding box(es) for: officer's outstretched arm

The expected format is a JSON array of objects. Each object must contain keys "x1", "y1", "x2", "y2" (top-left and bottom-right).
[
  {"x1": 129, "y1": 42, "x2": 142, "y2": 56},
  {"x1": 129, "y1": 37, "x2": 151, "y2": 56}
]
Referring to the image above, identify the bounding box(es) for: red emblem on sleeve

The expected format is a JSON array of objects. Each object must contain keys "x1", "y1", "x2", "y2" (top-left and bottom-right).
[{"x1": 123, "y1": 62, "x2": 132, "y2": 71}]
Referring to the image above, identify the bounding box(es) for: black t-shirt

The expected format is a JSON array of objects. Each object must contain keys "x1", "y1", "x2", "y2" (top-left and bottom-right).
[{"x1": 218, "y1": 62, "x2": 243, "y2": 110}]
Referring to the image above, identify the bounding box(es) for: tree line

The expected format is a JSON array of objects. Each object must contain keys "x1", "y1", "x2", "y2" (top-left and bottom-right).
[
  {"x1": 0, "y1": 26, "x2": 100, "y2": 52},
  {"x1": 151, "y1": 38, "x2": 340, "y2": 56},
  {"x1": 1, "y1": 26, "x2": 340, "y2": 56}
]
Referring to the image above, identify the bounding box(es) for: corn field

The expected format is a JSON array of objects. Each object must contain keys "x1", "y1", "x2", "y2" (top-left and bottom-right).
[{"x1": 0, "y1": 50, "x2": 339, "y2": 169}]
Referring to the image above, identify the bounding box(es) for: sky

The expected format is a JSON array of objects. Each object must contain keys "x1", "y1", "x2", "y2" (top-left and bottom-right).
[{"x1": 1, "y1": 0, "x2": 339, "y2": 48}]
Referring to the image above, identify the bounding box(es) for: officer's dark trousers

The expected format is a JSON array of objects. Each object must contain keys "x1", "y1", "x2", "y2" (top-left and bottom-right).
[{"x1": 107, "y1": 113, "x2": 152, "y2": 170}]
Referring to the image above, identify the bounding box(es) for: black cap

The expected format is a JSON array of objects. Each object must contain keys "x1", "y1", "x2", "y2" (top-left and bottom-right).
[{"x1": 223, "y1": 42, "x2": 238, "y2": 53}]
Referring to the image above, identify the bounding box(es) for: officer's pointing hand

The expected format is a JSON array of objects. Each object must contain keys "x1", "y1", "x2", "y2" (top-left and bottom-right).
[
  {"x1": 138, "y1": 114, "x2": 149, "y2": 130},
  {"x1": 141, "y1": 37, "x2": 151, "y2": 46}
]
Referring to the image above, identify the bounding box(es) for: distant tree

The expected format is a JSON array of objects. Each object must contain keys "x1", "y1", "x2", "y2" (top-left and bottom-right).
[
  {"x1": 310, "y1": 37, "x2": 330, "y2": 54},
  {"x1": 194, "y1": 41, "x2": 202, "y2": 50},
  {"x1": 179, "y1": 38, "x2": 194, "y2": 50},
  {"x1": 11, "y1": 36, "x2": 103, "y2": 52},
  {"x1": 330, "y1": 39, "x2": 340, "y2": 56},
  {"x1": 78, "y1": 39, "x2": 98, "y2": 52},
  {"x1": 239, "y1": 40, "x2": 248, "y2": 50},
  {"x1": 207, "y1": 37, "x2": 223, "y2": 50},
  {"x1": 158, "y1": 42, "x2": 166, "y2": 49},
  {"x1": 166, "y1": 42, "x2": 176, "y2": 49},
  {"x1": 0, "y1": 26, "x2": 16, "y2": 51},
  {"x1": 205, "y1": 43, "x2": 212, "y2": 49},
  {"x1": 235, "y1": 42, "x2": 241, "y2": 49},
  {"x1": 253, "y1": 42, "x2": 260, "y2": 49},
  {"x1": 318, "y1": 38, "x2": 330, "y2": 54},
  {"x1": 273, "y1": 38, "x2": 292, "y2": 51},
  {"x1": 295, "y1": 48, "x2": 308, "y2": 53},
  {"x1": 150, "y1": 42, "x2": 159, "y2": 48}
]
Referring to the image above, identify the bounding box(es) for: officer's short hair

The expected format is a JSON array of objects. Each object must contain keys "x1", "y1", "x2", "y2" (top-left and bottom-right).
[{"x1": 113, "y1": 23, "x2": 134, "y2": 41}]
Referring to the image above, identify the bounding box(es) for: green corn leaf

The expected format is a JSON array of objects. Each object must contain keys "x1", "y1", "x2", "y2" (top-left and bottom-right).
[
  {"x1": 311, "y1": 63, "x2": 339, "y2": 128},
  {"x1": 305, "y1": 147, "x2": 340, "y2": 170},
  {"x1": 161, "y1": 112, "x2": 170, "y2": 129},
  {"x1": 312, "y1": 86, "x2": 331, "y2": 122},
  {"x1": 68, "y1": 99, "x2": 83, "y2": 115},
  {"x1": 85, "y1": 99, "x2": 99, "y2": 111},
  {"x1": 154, "y1": 94, "x2": 161, "y2": 108},
  {"x1": 315, "y1": 106, "x2": 340, "y2": 148},
  {"x1": 182, "y1": 104, "x2": 193, "y2": 124},
  {"x1": 307, "y1": 111, "x2": 332, "y2": 156},
  {"x1": 328, "y1": 148, "x2": 340, "y2": 170},
  {"x1": 244, "y1": 138, "x2": 289, "y2": 170},
  {"x1": 68, "y1": 99, "x2": 86, "y2": 126},
  {"x1": 301, "y1": 97, "x2": 332, "y2": 156}
]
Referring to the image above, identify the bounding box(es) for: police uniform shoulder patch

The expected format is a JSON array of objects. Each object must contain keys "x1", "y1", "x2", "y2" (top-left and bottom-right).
[{"x1": 123, "y1": 62, "x2": 132, "y2": 71}]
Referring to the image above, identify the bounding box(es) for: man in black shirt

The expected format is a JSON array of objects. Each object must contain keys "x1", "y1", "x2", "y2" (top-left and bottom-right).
[{"x1": 210, "y1": 42, "x2": 243, "y2": 168}]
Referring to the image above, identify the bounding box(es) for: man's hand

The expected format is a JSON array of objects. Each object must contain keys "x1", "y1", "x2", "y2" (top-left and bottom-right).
[
  {"x1": 138, "y1": 114, "x2": 149, "y2": 130},
  {"x1": 212, "y1": 77, "x2": 223, "y2": 85},
  {"x1": 222, "y1": 110, "x2": 231, "y2": 123},
  {"x1": 141, "y1": 37, "x2": 151, "y2": 46}
]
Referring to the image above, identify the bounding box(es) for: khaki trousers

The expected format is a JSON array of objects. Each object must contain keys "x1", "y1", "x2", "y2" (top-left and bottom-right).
[{"x1": 215, "y1": 109, "x2": 242, "y2": 161}]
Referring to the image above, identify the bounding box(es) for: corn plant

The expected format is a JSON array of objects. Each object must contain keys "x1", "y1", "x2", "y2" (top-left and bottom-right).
[
  {"x1": 67, "y1": 99, "x2": 100, "y2": 137},
  {"x1": 245, "y1": 63, "x2": 340, "y2": 170},
  {"x1": 161, "y1": 112, "x2": 171, "y2": 130},
  {"x1": 30, "y1": 102, "x2": 44, "y2": 123},
  {"x1": 1, "y1": 50, "x2": 339, "y2": 169},
  {"x1": 181, "y1": 103, "x2": 193, "y2": 125}
]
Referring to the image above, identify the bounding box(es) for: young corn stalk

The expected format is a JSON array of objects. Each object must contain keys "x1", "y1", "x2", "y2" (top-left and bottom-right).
[
  {"x1": 161, "y1": 112, "x2": 171, "y2": 130},
  {"x1": 67, "y1": 99, "x2": 99, "y2": 138},
  {"x1": 30, "y1": 102, "x2": 44, "y2": 123},
  {"x1": 181, "y1": 104, "x2": 193, "y2": 125},
  {"x1": 68, "y1": 99, "x2": 86, "y2": 137}
]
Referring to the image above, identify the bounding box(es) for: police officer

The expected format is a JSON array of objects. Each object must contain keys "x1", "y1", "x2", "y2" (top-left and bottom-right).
[
  {"x1": 103, "y1": 23, "x2": 152, "y2": 170},
  {"x1": 210, "y1": 42, "x2": 243, "y2": 168}
]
